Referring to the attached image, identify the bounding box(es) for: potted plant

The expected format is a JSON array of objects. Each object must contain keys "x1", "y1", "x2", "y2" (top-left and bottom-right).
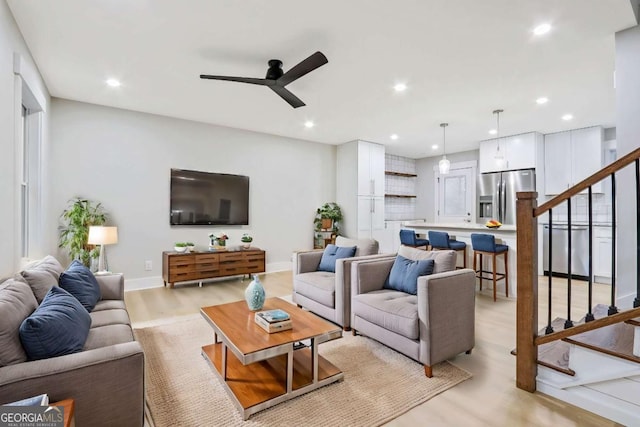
[
  {"x1": 241, "y1": 233, "x2": 253, "y2": 249},
  {"x1": 314, "y1": 202, "x2": 343, "y2": 234},
  {"x1": 174, "y1": 242, "x2": 188, "y2": 253},
  {"x1": 208, "y1": 232, "x2": 229, "y2": 247},
  {"x1": 186, "y1": 242, "x2": 195, "y2": 252},
  {"x1": 59, "y1": 197, "x2": 107, "y2": 267}
]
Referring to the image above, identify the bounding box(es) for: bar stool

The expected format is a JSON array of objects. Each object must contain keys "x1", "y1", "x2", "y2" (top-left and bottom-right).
[
  {"x1": 428, "y1": 231, "x2": 467, "y2": 268},
  {"x1": 471, "y1": 233, "x2": 509, "y2": 302},
  {"x1": 399, "y1": 229, "x2": 429, "y2": 250}
]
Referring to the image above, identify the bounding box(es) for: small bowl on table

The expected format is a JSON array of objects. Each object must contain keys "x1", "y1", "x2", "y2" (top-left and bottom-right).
[
  {"x1": 174, "y1": 246, "x2": 188, "y2": 253},
  {"x1": 485, "y1": 225, "x2": 501, "y2": 229}
]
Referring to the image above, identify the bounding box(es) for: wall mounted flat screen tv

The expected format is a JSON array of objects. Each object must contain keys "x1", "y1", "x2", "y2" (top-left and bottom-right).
[{"x1": 170, "y1": 169, "x2": 249, "y2": 225}]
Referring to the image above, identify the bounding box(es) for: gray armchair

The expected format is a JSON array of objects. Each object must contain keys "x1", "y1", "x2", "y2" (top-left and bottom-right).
[
  {"x1": 293, "y1": 236, "x2": 388, "y2": 330},
  {"x1": 350, "y1": 247, "x2": 476, "y2": 377}
]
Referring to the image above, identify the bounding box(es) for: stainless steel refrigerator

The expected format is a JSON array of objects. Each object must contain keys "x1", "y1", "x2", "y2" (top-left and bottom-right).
[{"x1": 477, "y1": 169, "x2": 536, "y2": 226}]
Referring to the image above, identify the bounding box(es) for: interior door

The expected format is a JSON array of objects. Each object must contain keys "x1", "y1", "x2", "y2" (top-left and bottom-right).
[{"x1": 436, "y1": 166, "x2": 475, "y2": 223}]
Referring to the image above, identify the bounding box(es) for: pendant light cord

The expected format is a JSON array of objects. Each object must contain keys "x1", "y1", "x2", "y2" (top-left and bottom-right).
[{"x1": 493, "y1": 109, "x2": 504, "y2": 153}]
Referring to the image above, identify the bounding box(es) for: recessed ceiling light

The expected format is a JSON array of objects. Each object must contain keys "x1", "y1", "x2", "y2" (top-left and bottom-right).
[
  {"x1": 393, "y1": 83, "x2": 407, "y2": 92},
  {"x1": 533, "y1": 23, "x2": 551, "y2": 36},
  {"x1": 562, "y1": 114, "x2": 573, "y2": 121},
  {"x1": 488, "y1": 129, "x2": 497, "y2": 135},
  {"x1": 105, "y1": 78, "x2": 121, "y2": 87},
  {"x1": 431, "y1": 144, "x2": 439, "y2": 150},
  {"x1": 390, "y1": 134, "x2": 399, "y2": 140},
  {"x1": 304, "y1": 120, "x2": 315, "y2": 128},
  {"x1": 536, "y1": 97, "x2": 549, "y2": 105}
]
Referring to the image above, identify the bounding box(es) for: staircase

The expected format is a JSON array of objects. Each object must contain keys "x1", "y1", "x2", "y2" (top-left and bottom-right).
[
  {"x1": 534, "y1": 306, "x2": 640, "y2": 426},
  {"x1": 515, "y1": 147, "x2": 640, "y2": 425}
]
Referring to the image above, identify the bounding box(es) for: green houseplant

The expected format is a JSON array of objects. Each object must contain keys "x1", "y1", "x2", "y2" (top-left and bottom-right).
[
  {"x1": 314, "y1": 202, "x2": 343, "y2": 234},
  {"x1": 58, "y1": 197, "x2": 107, "y2": 267}
]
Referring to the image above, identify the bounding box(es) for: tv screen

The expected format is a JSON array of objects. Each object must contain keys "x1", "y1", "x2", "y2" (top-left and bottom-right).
[{"x1": 170, "y1": 169, "x2": 249, "y2": 225}]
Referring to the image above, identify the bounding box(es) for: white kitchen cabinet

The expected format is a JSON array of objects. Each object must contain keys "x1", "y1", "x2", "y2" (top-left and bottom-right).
[
  {"x1": 479, "y1": 132, "x2": 543, "y2": 173},
  {"x1": 544, "y1": 126, "x2": 603, "y2": 195},
  {"x1": 593, "y1": 226, "x2": 613, "y2": 283},
  {"x1": 337, "y1": 140, "x2": 385, "y2": 242},
  {"x1": 357, "y1": 141, "x2": 385, "y2": 197}
]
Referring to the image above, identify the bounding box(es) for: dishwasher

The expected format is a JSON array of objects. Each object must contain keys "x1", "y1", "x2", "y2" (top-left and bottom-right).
[{"x1": 542, "y1": 224, "x2": 589, "y2": 281}]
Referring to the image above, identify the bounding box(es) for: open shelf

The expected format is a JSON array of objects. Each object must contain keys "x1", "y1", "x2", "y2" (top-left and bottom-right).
[{"x1": 385, "y1": 171, "x2": 417, "y2": 177}]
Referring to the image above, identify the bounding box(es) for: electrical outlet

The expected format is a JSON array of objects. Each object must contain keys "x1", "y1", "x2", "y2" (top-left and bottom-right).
[{"x1": 144, "y1": 260, "x2": 152, "y2": 271}]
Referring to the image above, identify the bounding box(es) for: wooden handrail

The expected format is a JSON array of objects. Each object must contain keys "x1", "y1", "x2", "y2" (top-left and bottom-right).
[
  {"x1": 535, "y1": 306, "x2": 640, "y2": 346},
  {"x1": 535, "y1": 147, "x2": 640, "y2": 216}
]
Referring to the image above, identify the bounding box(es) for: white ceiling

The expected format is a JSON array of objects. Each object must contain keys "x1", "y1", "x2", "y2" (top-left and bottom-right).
[{"x1": 7, "y1": 0, "x2": 637, "y2": 158}]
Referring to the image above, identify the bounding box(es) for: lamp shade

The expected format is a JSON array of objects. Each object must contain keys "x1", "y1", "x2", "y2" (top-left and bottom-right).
[{"x1": 87, "y1": 226, "x2": 118, "y2": 245}]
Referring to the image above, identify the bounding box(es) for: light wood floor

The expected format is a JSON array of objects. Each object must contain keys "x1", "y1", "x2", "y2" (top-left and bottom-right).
[{"x1": 125, "y1": 273, "x2": 622, "y2": 426}]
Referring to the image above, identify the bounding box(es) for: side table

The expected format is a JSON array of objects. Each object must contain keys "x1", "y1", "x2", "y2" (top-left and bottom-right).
[{"x1": 51, "y1": 399, "x2": 75, "y2": 427}]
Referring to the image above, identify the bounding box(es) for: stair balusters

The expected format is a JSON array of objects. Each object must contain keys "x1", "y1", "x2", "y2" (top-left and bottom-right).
[
  {"x1": 565, "y1": 200, "x2": 574, "y2": 329},
  {"x1": 609, "y1": 173, "x2": 618, "y2": 315},
  {"x1": 545, "y1": 210, "x2": 554, "y2": 335},
  {"x1": 586, "y1": 187, "x2": 595, "y2": 322}
]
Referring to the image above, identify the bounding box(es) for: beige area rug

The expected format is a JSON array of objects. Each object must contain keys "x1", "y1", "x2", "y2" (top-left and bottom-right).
[{"x1": 135, "y1": 316, "x2": 472, "y2": 427}]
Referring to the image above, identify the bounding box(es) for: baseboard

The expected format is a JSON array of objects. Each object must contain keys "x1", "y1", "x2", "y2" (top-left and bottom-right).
[
  {"x1": 124, "y1": 263, "x2": 292, "y2": 292},
  {"x1": 266, "y1": 261, "x2": 292, "y2": 273},
  {"x1": 125, "y1": 276, "x2": 165, "y2": 291}
]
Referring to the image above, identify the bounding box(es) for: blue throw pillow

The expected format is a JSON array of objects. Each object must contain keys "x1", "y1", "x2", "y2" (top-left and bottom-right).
[
  {"x1": 59, "y1": 260, "x2": 101, "y2": 312},
  {"x1": 19, "y1": 287, "x2": 91, "y2": 361},
  {"x1": 384, "y1": 255, "x2": 435, "y2": 295},
  {"x1": 317, "y1": 244, "x2": 357, "y2": 273}
]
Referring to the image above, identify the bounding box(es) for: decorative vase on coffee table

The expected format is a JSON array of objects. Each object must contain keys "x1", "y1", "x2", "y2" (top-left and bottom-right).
[{"x1": 245, "y1": 274, "x2": 265, "y2": 311}]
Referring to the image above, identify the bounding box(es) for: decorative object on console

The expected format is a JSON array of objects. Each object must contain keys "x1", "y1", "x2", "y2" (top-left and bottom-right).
[
  {"x1": 244, "y1": 274, "x2": 265, "y2": 311},
  {"x1": 87, "y1": 226, "x2": 118, "y2": 274},
  {"x1": 174, "y1": 242, "x2": 188, "y2": 253},
  {"x1": 438, "y1": 122, "x2": 450, "y2": 175},
  {"x1": 59, "y1": 197, "x2": 107, "y2": 268},
  {"x1": 186, "y1": 242, "x2": 195, "y2": 252},
  {"x1": 209, "y1": 232, "x2": 228, "y2": 248},
  {"x1": 241, "y1": 233, "x2": 253, "y2": 249}
]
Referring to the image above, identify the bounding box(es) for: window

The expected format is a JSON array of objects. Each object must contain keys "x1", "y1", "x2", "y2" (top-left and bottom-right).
[
  {"x1": 15, "y1": 53, "x2": 45, "y2": 261},
  {"x1": 20, "y1": 105, "x2": 29, "y2": 257}
]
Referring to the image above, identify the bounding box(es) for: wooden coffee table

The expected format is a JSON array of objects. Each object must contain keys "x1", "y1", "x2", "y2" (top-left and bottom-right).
[{"x1": 200, "y1": 298, "x2": 343, "y2": 420}]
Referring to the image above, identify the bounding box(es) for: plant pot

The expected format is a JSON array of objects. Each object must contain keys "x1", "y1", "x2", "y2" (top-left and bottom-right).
[
  {"x1": 321, "y1": 218, "x2": 333, "y2": 230},
  {"x1": 242, "y1": 242, "x2": 251, "y2": 249}
]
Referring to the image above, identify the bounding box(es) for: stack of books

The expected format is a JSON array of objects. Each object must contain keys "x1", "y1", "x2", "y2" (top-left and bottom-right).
[{"x1": 254, "y1": 309, "x2": 292, "y2": 333}]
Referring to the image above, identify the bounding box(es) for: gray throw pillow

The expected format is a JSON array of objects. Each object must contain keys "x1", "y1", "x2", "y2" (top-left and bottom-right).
[
  {"x1": 21, "y1": 255, "x2": 65, "y2": 281},
  {"x1": 397, "y1": 246, "x2": 457, "y2": 273},
  {"x1": 0, "y1": 278, "x2": 38, "y2": 367},
  {"x1": 21, "y1": 269, "x2": 59, "y2": 303}
]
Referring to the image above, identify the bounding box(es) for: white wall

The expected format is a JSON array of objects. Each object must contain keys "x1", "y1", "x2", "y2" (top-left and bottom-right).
[
  {"x1": 415, "y1": 149, "x2": 479, "y2": 222},
  {"x1": 49, "y1": 99, "x2": 335, "y2": 287},
  {"x1": 0, "y1": 2, "x2": 50, "y2": 276},
  {"x1": 615, "y1": 24, "x2": 640, "y2": 307}
]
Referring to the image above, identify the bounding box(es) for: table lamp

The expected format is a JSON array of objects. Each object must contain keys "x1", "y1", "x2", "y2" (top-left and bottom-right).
[{"x1": 87, "y1": 226, "x2": 118, "y2": 275}]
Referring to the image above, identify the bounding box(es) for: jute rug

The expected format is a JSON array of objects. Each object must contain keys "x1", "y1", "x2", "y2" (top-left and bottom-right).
[{"x1": 135, "y1": 315, "x2": 471, "y2": 427}]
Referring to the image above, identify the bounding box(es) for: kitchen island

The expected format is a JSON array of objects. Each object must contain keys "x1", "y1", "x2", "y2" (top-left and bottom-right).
[{"x1": 402, "y1": 221, "x2": 519, "y2": 298}]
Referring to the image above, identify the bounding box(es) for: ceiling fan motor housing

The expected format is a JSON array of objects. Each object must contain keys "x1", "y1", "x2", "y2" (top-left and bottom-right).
[{"x1": 266, "y1": 60, "x2": 283, "y2": 80}]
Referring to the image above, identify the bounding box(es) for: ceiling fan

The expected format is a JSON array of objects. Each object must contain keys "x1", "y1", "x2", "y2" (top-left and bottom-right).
[{"x1": 200, "y1": 51, "x2": 328, "y2": 108}]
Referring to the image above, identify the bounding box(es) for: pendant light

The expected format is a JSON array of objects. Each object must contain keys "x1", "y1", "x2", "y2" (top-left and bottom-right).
[
  {"x1": 438, "y1": 123, "x2": 450, "y2": 174},
  {"x1": 493, "y1": 109, "x2": 505, "y2": 165}
]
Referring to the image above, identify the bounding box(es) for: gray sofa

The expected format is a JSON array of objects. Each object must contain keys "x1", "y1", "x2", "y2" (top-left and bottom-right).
[
  {"x1": 351, "y1": 246, "x2": 476, "y2": 377},
  {"x1": 293, "y1": 236, "x2": 390, "y2": 330},
  {"x1": 0, "y1": 256, "x2": 144, "y2": 427}
]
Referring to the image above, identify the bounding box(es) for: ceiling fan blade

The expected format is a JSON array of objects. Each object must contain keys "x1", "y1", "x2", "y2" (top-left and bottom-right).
[
  {"x1": 199, "y1": 75, "x2": 273, "y2": 86},
  {"x1": 270, "y1": 86, "x2": 305, "y2": 108},
  {"x1": 277, "y1": 51, "x2": 328, "y2": 87}
]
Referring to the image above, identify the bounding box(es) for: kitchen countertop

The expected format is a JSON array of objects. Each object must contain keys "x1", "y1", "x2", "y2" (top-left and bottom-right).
[{"x1": 402, "y1": 221, "x2": 517, "y2": 233}]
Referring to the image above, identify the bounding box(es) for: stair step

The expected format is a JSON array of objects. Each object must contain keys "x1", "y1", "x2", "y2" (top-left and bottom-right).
[
  {"x1": 564, "y1": 321, "x2": 640, "y2": 364},
  {"x1": 625, "y1": 317, "x2": 640, "y2": 327}
]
